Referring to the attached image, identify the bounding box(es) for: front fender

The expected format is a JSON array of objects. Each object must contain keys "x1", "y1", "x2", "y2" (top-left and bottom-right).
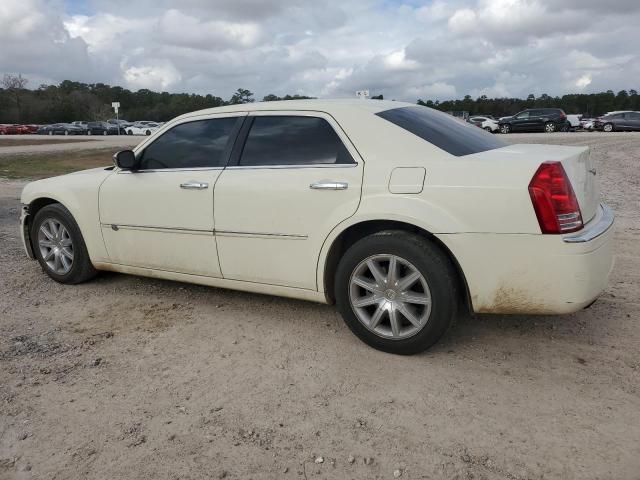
[{"x1": 21, "y1": 168, "x2": 114, "y2": 263}]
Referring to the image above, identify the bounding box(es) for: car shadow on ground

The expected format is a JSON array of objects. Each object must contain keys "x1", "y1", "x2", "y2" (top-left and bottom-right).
[{"x1": 89, "y1": 269, "x2": 610, "y2": 361}]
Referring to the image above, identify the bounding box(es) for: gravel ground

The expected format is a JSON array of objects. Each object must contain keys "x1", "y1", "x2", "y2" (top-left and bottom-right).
[
  {"x1": 0, "y1": 131, "x2": 638, "y2": 479},
  {"x1": 0, "y1": 135, "x2": 140, "y2": 156}
]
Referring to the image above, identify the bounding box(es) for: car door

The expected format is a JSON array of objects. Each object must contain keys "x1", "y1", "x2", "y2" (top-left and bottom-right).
[
  {"x1": 511, "y1": 111, "x2": 530, "y2": 131},
  {"x1": 99, "y1": 113, "x2": 244, "y2": 277},
  {"x1": 628, "y1": 112, "x2": 640, "y2": 130},
  {"x1": 213, "y1": 112, "x2": 364, "y2": 290}
]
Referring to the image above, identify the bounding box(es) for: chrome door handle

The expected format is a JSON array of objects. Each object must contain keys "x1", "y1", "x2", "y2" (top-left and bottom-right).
[
  {"x1": 180, "y1": 181, "x2": 209, "y2": 190},
  {"x1": 310, "y1": 181, "x2": 348, "y2": 190}
]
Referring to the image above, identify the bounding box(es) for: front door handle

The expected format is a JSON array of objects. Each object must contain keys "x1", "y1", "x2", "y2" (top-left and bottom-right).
[
  {"x1": 180, "y1": 181, "x2": 209, "y2": 190},
  {"x1": 310, "y1": 181, "x2": 348, "y2": 190}
]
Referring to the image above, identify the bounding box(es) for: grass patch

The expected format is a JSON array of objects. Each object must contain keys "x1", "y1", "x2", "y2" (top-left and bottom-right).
[
  {"x1": 0, "y1": 138, "x2": 93, "y2": 147},
  {"x1": 0, "y1": 148, "x2": 115, "y2": 179}
]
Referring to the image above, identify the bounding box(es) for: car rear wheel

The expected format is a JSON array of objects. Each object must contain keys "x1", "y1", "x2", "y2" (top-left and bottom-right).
[
  {"x1": 145, "y1": 130, "x2": 151, "y2": 135},
  {"x1": 86, "y1": 130, "x2": 91, "y2": 136},
  {"x1": 31, "y1": 203, "x2": 97, "y2": 284},
  {"x1": 484, "y1": 126, "x2": 492, "y2": 132},
  {"x1": 102, "y1": 130, "x2": 107, "y2": 136},
  {"x1": 48, "y1": 131, "x2": 53, "y2": 136},
  {"x1": 603, "y1": 123, "x2": 614, "y2": 132},
  {"x1": 500, "y1": 124, "x2": 510, "y2": 134},
  {"x1": 544, "y1": 122, "x2": 556, "y2": 133},
  {"x1": 335, "y1": 231, "x2": 457, "y2": 355},
  {"x1": 64, "y1": 130, "x2": 69, "y2": 135}
]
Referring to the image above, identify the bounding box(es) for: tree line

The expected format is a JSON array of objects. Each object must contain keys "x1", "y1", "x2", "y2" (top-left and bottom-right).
[
  {"x1": 1, "y1": 74, "x2": 638, "y2": 124},
  {"x1": 0, "y1": 75, "x2": 314, "y2": 124},
  {"x1": 417, "y1": 90, "x2": 640, "y2": 118}
]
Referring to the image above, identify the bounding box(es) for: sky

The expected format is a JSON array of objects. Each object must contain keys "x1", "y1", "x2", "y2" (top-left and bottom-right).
[{"x1": 0, "y1": 0, "x2": 637, "y2": 101}]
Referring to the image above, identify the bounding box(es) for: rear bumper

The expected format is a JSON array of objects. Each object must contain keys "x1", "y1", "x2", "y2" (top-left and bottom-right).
[{"x1": 438, "y1": 203, "x2": 615, "y2": 315}]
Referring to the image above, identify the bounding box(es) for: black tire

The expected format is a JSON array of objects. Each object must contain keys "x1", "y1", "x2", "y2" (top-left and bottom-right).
[
  {"x1": 335, "y1": 231, "x2": 458, "y2": 355},
  {"x1": 500, "y1": 124, "x2": 510, "y2": 134},
  {"x1": 31, "y1": 203, "x2": 97, "y2": 284},
  {"x1": 544, "y1": 121, "x2": 556, "y2": 133},
  {"x1": 484, "y1": 126, "x2": 492, "y2": 132},
  {"x1": 603, "y1": 123, "x2": 614, "y2": 132}
]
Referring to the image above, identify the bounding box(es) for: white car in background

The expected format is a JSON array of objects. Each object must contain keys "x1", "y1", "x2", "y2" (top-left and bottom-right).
[
  {"x1": 19, "y1": 100, "x2": 614, "y2": 355},
  {"x1": 126, "y1": 122, "x2": 161, "y2": 136},
  {"x1": 566, "y1": 114, "x2": 582, "y2": 131},
  {"x1": 469, "y1": 116, "x2": 499, "y2": 132}
]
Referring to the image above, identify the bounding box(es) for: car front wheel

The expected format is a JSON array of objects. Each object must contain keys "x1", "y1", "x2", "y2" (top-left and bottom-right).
[
  {"x1": 500, "y1": 124, "x2": 510, "y2": 134},
  {"x1": 335, "y1": 231, "x2": 457, "y2": 355},
  {"x1": 544, "y1": 122, "x2": 556, "y2": 133},
  {"x1": 603, "y1": 123, "x2": 614, "y2": 132},
  {"x1": 31, "y1": 203, "x2": 97, "y2": 284}
]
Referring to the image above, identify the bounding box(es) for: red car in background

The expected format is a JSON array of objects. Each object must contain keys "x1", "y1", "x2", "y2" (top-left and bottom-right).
[
  {"x1": 0, "y1": 124, "x2": 21, "y2": 134},
  {"x1": 21, "y1": 124, "x2": 39, "y2": 134},
  {"x1": 0, "y1": 124, "x2": 39, "y2": 134}
]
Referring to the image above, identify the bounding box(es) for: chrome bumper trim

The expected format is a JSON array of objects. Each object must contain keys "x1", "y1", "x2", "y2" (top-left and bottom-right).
[{"x1": 563, "y1": 203, "x2": 614, "y2": 243}]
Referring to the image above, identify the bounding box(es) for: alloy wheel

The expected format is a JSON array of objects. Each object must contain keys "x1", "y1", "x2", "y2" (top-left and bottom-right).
[
  {"x1": 349, "y1": 254, "x2": 432, "y2": 340},
  {"x1": 37, "y1": 218, "x2": 74, "y2": 275}
]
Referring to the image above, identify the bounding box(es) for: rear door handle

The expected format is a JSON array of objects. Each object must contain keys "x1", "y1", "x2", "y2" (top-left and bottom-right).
[
  {"x1": 310, "y1": 181, "x2": 348, "y2": 190},
  {"x1": 180, "y1": 181, "x2": 209, "y2": 190}
]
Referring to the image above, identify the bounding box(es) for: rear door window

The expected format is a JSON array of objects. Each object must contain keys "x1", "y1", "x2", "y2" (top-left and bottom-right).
[
  {"x1": 376, "y1": 106, "x2": 507, "y2": 156},
  {"x1": 238, "y1": 116, "x2": 354, "y2": 166}
]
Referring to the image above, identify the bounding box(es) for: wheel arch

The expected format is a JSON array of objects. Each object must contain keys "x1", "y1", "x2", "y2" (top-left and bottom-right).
[
  {"x1": 320, "y1": 219, "x2": 472, "y2": 313},
  {"x1": 25, "y1": 197, "x2": 66, "y2": 252}
]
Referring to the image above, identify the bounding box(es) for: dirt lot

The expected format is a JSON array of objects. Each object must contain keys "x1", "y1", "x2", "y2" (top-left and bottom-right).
[{"x1": 0, "y1": 132, "x2": 638, "y2": 479}]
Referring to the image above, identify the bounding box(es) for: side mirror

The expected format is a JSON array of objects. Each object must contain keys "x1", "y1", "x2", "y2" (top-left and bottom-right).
[{"x1": 113, "y1": 150, "x2": 138, "y2": 170}]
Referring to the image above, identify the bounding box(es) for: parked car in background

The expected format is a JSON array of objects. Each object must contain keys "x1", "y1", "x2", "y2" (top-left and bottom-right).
[
  {"x1": 54, "y1": 123, "x2": 84, "y2": 135},
  {"x1": 580, "y1": 118, "x2": 595, "y2": 131},
  {"x1": 469, "y1": 116, "x2": 499, "y2": 132},
  {"x1": 499, "y1": 108, "x2": 569, "y2": 133},
  {"x1": 594, "y1": 111, "x2": 640, "y2": 132},
  {"x1": 22, "y1": 124, "x2": 40, "y2": 134},
  {"x1": 72, "y1": 121, "x2": 89, "y2": 132},
  {"x1": 566, "y1": 114, "x2": 582, "y2": 131},
  {"x1": 86, "y1": 122, "x2": 125, "y2": 135},
  {"x1": 108, "y1": 119, "x2": 132, "y2": 128},
  {"x1": 0, "y1": 124, "x2": 22, "y2": 134},
  {"x1": 19, "y1": 100, "x2": 614, "y2": 355},
  {"x1": 125, "y1": 122, "x2": 161, "y2": 136}
]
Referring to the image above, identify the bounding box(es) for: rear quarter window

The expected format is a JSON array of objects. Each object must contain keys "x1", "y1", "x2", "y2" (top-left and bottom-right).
[{"x1": 376, "y1": 106, "x2": 507, "y2": 157}]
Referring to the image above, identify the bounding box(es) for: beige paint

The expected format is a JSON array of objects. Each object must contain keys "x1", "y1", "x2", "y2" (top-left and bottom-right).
[{"x1": 20, "y1": 99, "x2": 613, "y2": 314}]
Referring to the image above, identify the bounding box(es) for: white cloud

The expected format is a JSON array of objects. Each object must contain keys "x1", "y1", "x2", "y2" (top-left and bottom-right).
[{"x1": 123, "y1": 61, "x2": 182, "y2": 90}]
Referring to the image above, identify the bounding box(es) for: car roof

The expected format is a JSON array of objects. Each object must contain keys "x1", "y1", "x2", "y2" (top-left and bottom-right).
[{"x1": 179, "y1": 99, "x2": 414, "y2": 120}]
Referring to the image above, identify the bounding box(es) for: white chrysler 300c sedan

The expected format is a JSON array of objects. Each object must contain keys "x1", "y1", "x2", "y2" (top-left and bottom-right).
[{"x1": 20, "y1": 100, "x2": 614, "y2": 354}]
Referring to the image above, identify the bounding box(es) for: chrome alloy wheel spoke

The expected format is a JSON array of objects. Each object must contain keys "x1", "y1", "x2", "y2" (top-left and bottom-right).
[
  {"x1": 349, "y1": 254, "x2": 432, "y2": 340},
  {"x1": 37, "y1": 218, "x2": 74, "y2": 275}
]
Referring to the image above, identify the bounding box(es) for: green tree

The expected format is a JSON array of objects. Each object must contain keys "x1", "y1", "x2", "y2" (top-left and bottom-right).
[
  {"x1": 2, "y1": 73, "x2": 28, "y2": 122},
  {"x1": 229, "y1": 88, "x2": 254, "y2": 104}
]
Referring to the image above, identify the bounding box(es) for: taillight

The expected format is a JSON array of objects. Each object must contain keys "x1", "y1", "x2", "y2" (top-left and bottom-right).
[{"x1": 528, "y1": 161, "x2": 583, "y2": 234}]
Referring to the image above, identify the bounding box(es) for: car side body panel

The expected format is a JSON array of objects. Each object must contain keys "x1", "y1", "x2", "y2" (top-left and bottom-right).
[{"x1": 20, "y1": 100, "x2": 614, "y2": 317}]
